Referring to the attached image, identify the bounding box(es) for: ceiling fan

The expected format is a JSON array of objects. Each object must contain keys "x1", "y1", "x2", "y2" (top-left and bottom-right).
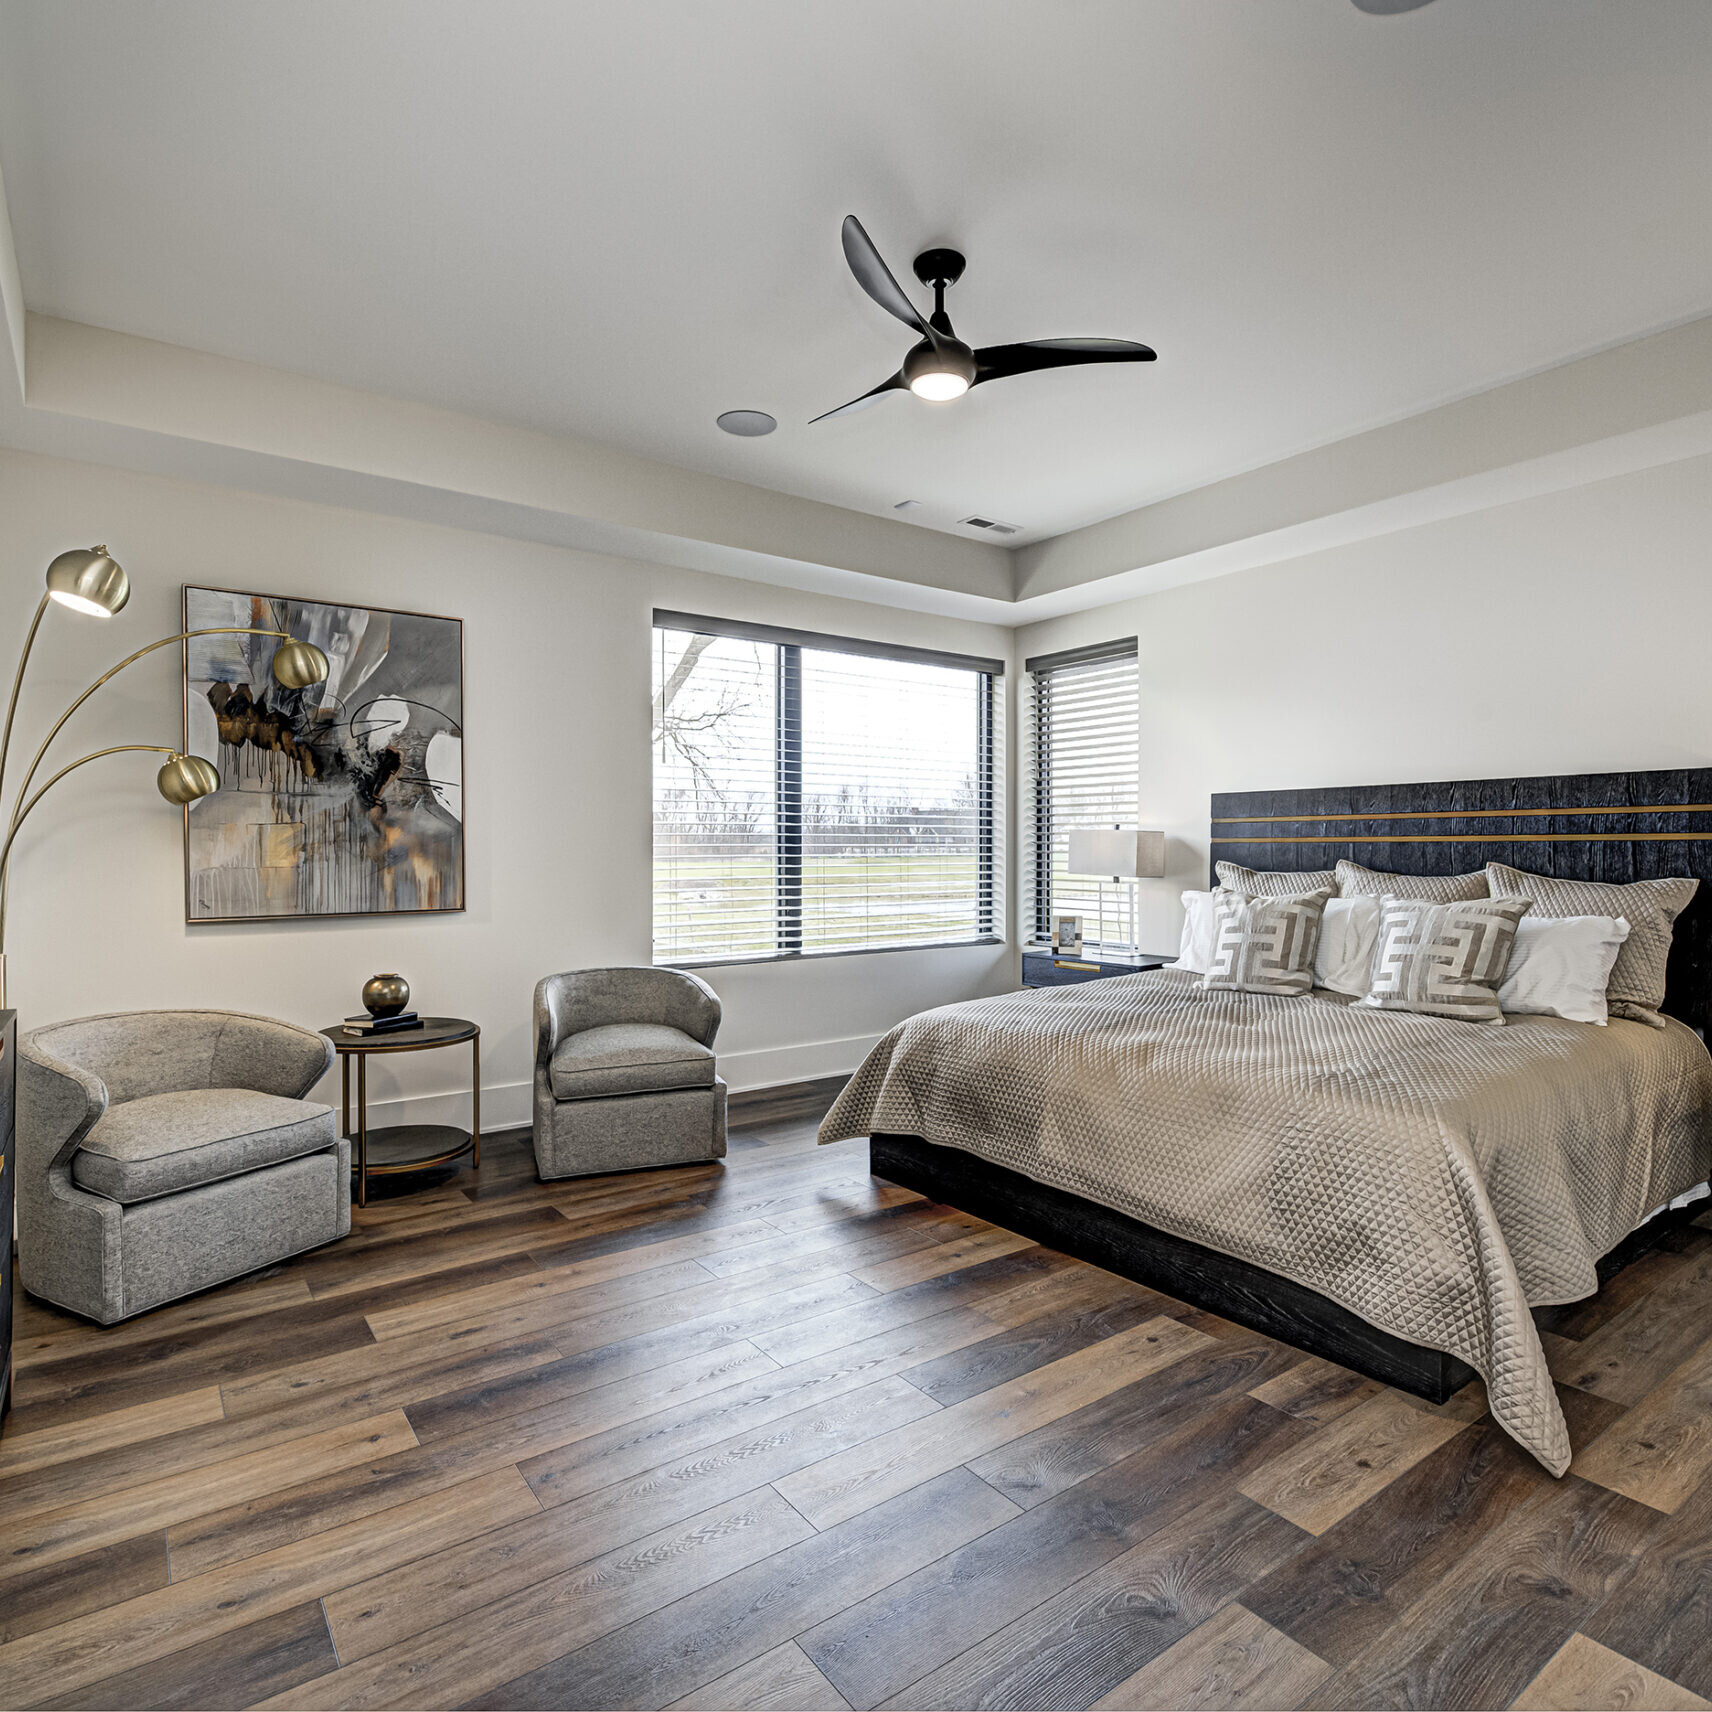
[{"x1": 813, "y1": 216, "x2": 1156, "y2": 423}]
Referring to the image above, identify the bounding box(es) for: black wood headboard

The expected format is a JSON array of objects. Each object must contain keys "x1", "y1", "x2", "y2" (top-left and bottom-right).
[{"x1": 1210, "y1": 767, "x2": 1712, "y2": 1033}]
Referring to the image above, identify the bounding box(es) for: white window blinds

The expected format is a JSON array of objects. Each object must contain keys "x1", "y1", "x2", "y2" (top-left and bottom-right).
[
  {"x1": 1023, "y1": 639, "x2": 1140, "y2": 946},
  {"x1": 653, "y1": 614, "x2": 1001, "y2": 964}
]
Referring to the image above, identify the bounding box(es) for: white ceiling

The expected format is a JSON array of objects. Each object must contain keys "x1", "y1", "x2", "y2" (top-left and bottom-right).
[{"x1": 1, "y1": 0, "x2": 1709, "y2": 547}]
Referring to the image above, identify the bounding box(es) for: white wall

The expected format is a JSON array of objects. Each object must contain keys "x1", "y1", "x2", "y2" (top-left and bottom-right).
[
  {"x1": 1013, "y1": 450, "x2": 1712, "y2": 957},
  {"x1": 0, "y1": 448, "x2": 1016, "y2": 1126}
]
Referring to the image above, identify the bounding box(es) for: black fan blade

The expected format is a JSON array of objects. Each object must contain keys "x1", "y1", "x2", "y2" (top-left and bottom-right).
[
  {"x1": 973, "y1": 338, "x2": 1157, "y2": 385},
  {"x1": 841, "y1": 216, "x2": 942, "y2": 344},
  {"x1": 809, "y1": 371, "x2": 906, "y2": 424}
]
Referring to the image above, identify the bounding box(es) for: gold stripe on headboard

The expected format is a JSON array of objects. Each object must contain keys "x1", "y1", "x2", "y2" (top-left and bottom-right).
[
  {"x1": 1211, "y1": 804, "x2": 1712, "y2": 825},
  {"x1": 1214, "y1": 832, "x2": 1712, "y2": 845}
]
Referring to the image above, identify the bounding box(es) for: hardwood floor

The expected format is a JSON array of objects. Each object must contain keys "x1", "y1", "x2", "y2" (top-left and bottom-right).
[{"x1": 2, "y1": 1085, "x2": 1709, "y2": 1711}]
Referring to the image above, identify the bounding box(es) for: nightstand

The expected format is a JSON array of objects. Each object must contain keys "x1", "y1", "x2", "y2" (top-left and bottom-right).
[{"x1": 1022, "y1": 949, "x2": 1171, "y2": 988}]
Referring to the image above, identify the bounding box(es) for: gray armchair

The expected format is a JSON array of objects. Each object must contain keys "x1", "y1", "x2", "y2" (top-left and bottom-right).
[
  {"x1": 19, "y1": 1010, "x2": 348, "y2": 1324},
  {"x1": 532, "y1": 967, "x2": 727, "y2": 1180}
]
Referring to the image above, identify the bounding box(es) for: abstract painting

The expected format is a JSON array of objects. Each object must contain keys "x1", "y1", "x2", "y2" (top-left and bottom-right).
[{"x1": 182, "y1": 586, "x2": 463, "y2": 921}]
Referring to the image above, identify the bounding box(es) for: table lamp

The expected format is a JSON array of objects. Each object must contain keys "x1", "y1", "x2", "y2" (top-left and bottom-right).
[{"x1": 1066, "y1": 827, "x2": 1166, "y2": 955}]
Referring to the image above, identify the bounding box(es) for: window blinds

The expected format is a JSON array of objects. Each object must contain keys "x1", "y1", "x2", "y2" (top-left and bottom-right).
[
  {"x1": 1023, "y1": 639, "x2": 1140, "y2": 946},
  {"x1": 653, "y1": 615, "x2": 1001, "y2": 963}
]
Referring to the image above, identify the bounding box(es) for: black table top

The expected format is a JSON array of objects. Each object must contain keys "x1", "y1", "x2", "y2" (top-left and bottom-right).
[{"x1": 321, "y1": 1016, "x2": 479, "y2": 1052}]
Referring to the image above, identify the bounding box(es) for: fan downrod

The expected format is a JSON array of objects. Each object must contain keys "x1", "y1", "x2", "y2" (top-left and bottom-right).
[{"x1": 912, "y1": 248, "x2": 966, "y2": 290}]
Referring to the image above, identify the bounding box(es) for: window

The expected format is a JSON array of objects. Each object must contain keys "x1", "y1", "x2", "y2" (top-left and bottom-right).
[
  {"x1": 1023, "y1": 638, "x2": 1140, "y2": 946},
  {"x1": 652, "y1": 612, "x2": 1001, "y2": 963}
]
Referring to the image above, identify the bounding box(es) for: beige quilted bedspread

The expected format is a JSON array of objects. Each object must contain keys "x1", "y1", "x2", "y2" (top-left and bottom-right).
[{"x1": 819, "y1": 968, "x2": 1712, "y2": 1473}]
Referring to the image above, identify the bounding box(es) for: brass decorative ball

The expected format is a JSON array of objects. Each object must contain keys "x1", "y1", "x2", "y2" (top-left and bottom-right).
[
  {"x1": 362, "y1": 973, "x2": 410, "y2": 1017},
  {"x1": 156, "y1": 753, "x2": 221, "y2": 805},
  {"x1": 272, "y1": 638, "x2": 331, "y2": 689}
]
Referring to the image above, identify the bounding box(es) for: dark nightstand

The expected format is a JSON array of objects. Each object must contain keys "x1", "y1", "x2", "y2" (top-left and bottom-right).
[{"x1": 1022, "y1": 949, "x2": 1171, "y2": 988}]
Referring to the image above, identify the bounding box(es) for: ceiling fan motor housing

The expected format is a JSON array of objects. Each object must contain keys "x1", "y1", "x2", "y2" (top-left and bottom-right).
[
  {"x1": 912, "y1": 247, "x2": 967, "y2": 288},
  {"x1": 902, "y1": 336, "x2": 977, "y2": 393}
]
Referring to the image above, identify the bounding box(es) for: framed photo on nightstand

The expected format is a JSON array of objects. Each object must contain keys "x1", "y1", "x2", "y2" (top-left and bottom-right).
[{"x1": 1051, "y1": 914, "x2": 1083, "y2": 955}]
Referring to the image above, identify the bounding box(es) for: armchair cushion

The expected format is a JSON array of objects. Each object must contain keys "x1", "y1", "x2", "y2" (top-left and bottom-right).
[
  {"x1": 548, "y1": 1023, "x2": 716, "y2": 1102},
  {"x1": 70, "y1": 1089, "x2": 337, "y2": 1205}
]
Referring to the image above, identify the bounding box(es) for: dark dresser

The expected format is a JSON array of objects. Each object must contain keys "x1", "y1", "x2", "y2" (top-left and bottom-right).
[
  {"x1": 1022, "y1": 949, "x2": 1170, "y2": 987},
  {"x1": 1, "y1": 1008, "x2": 15, "y2": 1419}
]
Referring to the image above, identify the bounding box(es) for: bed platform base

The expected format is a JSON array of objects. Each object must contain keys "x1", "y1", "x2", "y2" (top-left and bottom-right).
[{"x1": 873, "y1": 1135, "x2": 1706, "y2": 1405}]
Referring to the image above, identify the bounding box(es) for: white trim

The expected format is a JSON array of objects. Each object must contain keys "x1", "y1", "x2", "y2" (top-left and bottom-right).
[
  {"x1": 340, "y1": 1032, "x2": 878, "y2": 1132},
  {"x1": 0, "y1": 159, "x2": 25, "y2": 401},
  {"x1": 351, "y1": 1078, "x2": 530, "y2": 1134},
  {"x1": 716, "y1": 1032, "x2": 880, "y2": 1093}
]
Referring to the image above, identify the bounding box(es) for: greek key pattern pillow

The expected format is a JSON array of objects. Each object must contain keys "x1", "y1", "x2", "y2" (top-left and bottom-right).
[
  {"x1": 1355, "y1": 896, "x2": 1531, "y2": 1025},
  {"x1": 1337, "y1": 859, "x2": 1489, "y2": 902},
  {"x1": 1215, "y1": 861, "x2": 1339, "y2": 897},
  {"x1": 1486, "y1": 862, "x2": 1698, "y2": 1028},
  {"x1": 1202, "y1": 888, "x2": 1333, "y2": 996}
]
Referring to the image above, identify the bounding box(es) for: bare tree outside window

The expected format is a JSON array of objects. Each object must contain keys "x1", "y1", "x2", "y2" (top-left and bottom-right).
[{"x1": 652, "y1": 626, "x2": 998, "y2": 962}]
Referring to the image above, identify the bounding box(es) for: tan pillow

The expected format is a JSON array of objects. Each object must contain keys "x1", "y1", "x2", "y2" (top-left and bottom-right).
[
  {"x1": 1337, "y1": 859, "x2": 1489, "y2": 903},
  {"x1": 1355, "y1": 896, "x2": 1531, "y2": 1026},
  {"x1": 1486, "y1": 862, "x2": 1697, "y2": 1027},
  {"x1": 1215, "y1": 861, "x2": 1339, "y2": 897},
  {"x1": 1202, "y1": 888, "x2": 1333, "y2": 997}
]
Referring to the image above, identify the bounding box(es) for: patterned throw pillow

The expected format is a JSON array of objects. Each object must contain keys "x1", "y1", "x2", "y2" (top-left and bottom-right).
[
  {"x1": 1337, "y1": 859, "x2": 1489, "y2": 903},
  {"x1": 1486, "y1": 863, "x2": 1698, "y2": 1028},
  {"x1": 1201, "y1": 888, "x2": 1333, "y2": 996},
  {"x1": 1355, "y1": 896, "x2": 1531, "y2": 1025},
  {"x1": 1215, "y1": 861, "x2": 1339, "y2": 897}
]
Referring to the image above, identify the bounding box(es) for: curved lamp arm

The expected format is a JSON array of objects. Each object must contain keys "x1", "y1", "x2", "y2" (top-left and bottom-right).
[
  {"x1": 0, "y1": 745, "x2": 190, "y2": 954},
  {"x1": 6, "y1": 626, "x2": 309, "y2": 835},
  {"x1": 0, "y1": 592, "x2": 52, "y2": 810}
]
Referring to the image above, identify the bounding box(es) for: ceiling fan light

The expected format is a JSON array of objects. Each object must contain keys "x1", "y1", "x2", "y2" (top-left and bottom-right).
[
  {"x1": 909, "y1": 371, "x2": 971, "y2": 402},
  {"x1": 901, "y1": 338, "x2": 977, "y2": 404}
]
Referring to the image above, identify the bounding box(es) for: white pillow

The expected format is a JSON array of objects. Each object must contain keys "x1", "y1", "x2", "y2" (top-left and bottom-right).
[
  {"x1": 1315, "y1": 895, "x2": 1383, "y2": 997},
  {"x1": 1171, "y1": 889, "x2": 1220, "y2": 974},
  {"x1": 1499, "y1": 914, "x2": 1631, "y2": 1025}
]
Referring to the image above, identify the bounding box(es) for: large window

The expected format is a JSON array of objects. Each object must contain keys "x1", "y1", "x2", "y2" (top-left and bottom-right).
[
  {"x1": 1023, "y1": 638, "x2": 1140, "y2": 946},
  {"x1": 652, "y1": 612, "x2": 1001, "y2": 963}
]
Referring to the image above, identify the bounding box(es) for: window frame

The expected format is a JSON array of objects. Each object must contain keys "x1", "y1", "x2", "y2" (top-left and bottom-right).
[{"x1": 653, "y1": 611, "x2": 1004, "y2": 968}]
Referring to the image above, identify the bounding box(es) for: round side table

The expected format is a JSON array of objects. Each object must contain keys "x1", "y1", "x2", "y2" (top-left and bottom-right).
[{"x1": 320, "y1": 1017, "x2": 480, "y2": 1207}]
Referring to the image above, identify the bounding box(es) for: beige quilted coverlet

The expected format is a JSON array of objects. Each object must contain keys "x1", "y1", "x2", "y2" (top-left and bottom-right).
[{"x1": 820, "y1": 969, "x2": 1712, "y2": 1473}]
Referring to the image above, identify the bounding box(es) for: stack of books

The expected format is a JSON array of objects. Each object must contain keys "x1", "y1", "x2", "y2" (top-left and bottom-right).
[{"x1": 342, "y1": 1011, "x2": 424, "y2": 1037}]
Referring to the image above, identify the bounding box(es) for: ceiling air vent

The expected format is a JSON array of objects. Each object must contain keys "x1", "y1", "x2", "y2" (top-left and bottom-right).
[{"x1": 961, "y1": 515, "x2": 1020, "y2": 536}]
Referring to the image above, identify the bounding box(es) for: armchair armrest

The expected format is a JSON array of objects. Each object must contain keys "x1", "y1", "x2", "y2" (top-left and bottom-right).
[
  {"x1": 210, "y1": 1014, "x2": 335, "y2": 1100},
  {"x1": 660, "y1": 969, "x2": 721, "y2": 1046},
  {"x1": 535, "y1": 973, "x2": 573, "y2": 1066},
  {"x1": 19, "y1": 1034, "x2": 110, "y2": 1173}
]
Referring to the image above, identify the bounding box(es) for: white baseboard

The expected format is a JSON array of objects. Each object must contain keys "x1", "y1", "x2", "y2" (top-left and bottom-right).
[
  {"x1": 350, "y1": 1033, "x2": 877, "y2": 1132},
  {"x1": 359, "y1": 1080, "x2": 531, "y2": 1133},
  {"x1": 716, "y1": 1033, "x2": 879, "y2": 1093}
]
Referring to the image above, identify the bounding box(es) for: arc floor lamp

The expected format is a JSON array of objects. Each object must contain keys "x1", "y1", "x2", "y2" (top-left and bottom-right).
[{"x1": 0, "y1": 546, "x2": 330, "y2": 1007}]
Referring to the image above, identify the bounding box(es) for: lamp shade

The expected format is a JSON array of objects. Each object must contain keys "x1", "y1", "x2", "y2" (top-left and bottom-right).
[
  {"x1": 156, "y1": 753, "x2": 221, "y2": 805},
  {"x1": 1067, "y1": 827, "x2": 1166, "y2": 880},
  {"x1": 45, "y1": 545, "x2": 129, "y2": 617},
  {"x1": 271, "y1": 638, "x2": 330, "y2": 689}
]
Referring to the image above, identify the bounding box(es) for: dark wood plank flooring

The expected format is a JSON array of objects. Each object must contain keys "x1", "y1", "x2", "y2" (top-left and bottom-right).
[{"x1": 2, "y1": 1085, "x2": 1709, "y2": 1711}]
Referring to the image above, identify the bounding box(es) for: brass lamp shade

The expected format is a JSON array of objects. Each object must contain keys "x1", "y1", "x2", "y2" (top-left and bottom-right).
[
  {"x1": 156, "y1": 752, "x2": 221, "y2": 805},
  {"x1": 271, "y1": 638, "x2": 330, "y2": 689},
  {"x1": 45, "y1": 546, "x2": 130, "y2": 617}
]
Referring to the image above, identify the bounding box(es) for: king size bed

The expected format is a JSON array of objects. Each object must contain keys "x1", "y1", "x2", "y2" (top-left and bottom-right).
[{"x1": 820, "y1": 767, "x2": 1712, "y2": 1474}]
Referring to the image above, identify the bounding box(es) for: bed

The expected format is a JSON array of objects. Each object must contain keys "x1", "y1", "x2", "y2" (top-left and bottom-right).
[{"x1": 820, "y1": 767, "x2": 1712, "y2": 1474}]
